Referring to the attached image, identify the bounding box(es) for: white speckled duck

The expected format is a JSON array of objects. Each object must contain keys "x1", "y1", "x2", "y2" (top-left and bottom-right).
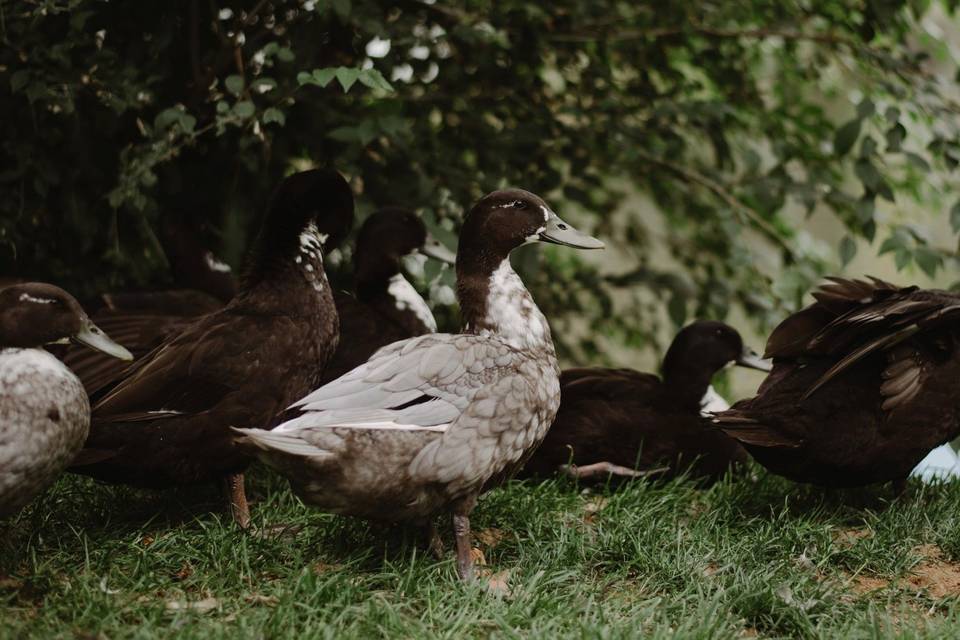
[
  {"x1": 235, "y1": 189, "x2": 603, "y2": 580},
  {"x1": 0, "y1": 283, "x2": 132, "y2": 518}
]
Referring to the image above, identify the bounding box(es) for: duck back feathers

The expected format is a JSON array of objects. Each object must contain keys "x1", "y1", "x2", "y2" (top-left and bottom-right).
[{"x1": 715, "y1": 276, "x2": 960, "y2": 487}]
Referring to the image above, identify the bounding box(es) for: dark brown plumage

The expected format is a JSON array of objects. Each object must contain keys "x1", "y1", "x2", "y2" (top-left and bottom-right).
[
  {"x1": 68, "y1": 169, "x2": 354, "y2": 525},
  {"x1": 62, "y1": 214, "x2": 238, "y2": 397},
  {"x1": 520, "y1": 321, "x2": 767, "y2": 483},
  {"x1": 323, "y1": 207, "x2": 455, "y2": 382},
  {"x1": 714, "y1": 276, "x2": 960, "y2": 487}
]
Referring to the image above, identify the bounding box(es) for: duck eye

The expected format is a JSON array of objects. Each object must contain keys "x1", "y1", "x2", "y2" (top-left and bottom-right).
[{"x1": 511, "y1": 200, "x2": 527, "y2": 209}]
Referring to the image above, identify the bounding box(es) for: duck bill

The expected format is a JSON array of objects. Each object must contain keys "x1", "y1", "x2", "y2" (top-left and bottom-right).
[
  {"x1": 736, "y1": 346, "x2": 772, "y2": 372},
  {"x1": 72, "y1": 318, "x2": 134, "y2": 361},
  {"x1": 539, "y1": 213, "x2": 604, "y2": 250},
  {"x1": 420, "y1": 233, "x2": 457, "y2": 264}
]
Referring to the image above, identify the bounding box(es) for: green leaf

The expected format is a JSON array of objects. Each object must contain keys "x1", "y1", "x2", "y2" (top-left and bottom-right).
[
  {"x1": 313, "y1": 68, "x2": 337, "y2": 87},
  {"x1": 894, "y1": 248, "x2": 912, "y2": 271},
  {"x1": 854, "y1": 158, "x2": 881, "y2": 190},
  {"x1": 276, "y1": 47, "x2": 295, "y2": 63},
  {"x1": 296, "y1": 71, "x2": 313, "y2": 86},
  {"x1": 153, "y1": 107, "x2": 183, "y2": 131},
  {"x1": 10, "y1": 70, "x2": 30, "y2": 93},
  {"x1": 263, "y1": 108, "x2": 285, "y2": 126},
  {"x1": 950, "y1": 201, "x2": 960, "y2": 234},
  {"x1": 839, "y1": 235, "x2": 857, "y2": 266},
  {"x1": 225, "y1": 75, "x2": 244, "y2": 96},
  {"x1": 879, "y1": 231, "x2": 908, "y2": 255},
  {"x1": 885, "y1": 123, "x2": 906, "y2": 152},
  {"x1": 216, "y1": 100, "x2": 230, "y2": 114},
  {"x1": 856, "y1": 98, "x2": 875, "y2": 118},
  {"x1": 833, "y1": 119, "x2": 861, "y2": 156},
  {"x1": 359, "y1": 68, "x2": 394, "y2": 92},
  {"x1": 905, "y1": 152, "x2": 931, "y2": 171},
  {"x1": 179, "y1": 113, "x2": 197, "y2": 133},
  {"x1": 915, "y1": 246, "x2": 941, "y2": 277},
  {"x1": 335, "y1": 67, "x2": 361, "y2": 92},
  {"x1": 233, "y1": 101, "x2": 255, "y2": 118}
]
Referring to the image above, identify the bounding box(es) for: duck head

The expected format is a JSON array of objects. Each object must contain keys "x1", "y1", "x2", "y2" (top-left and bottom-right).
[
  {"x1": 0, "y1": 283, "x2": 133, "y2": 360},
  {"x1": 457, "y1": 189, "x2": 603, "y2": 273},
  {"x1": 245, "y1": 169, "x2": 355, "y2": 281},
  {"x1": 159, "y1": 214, "x2": 237, "y2": 303},
  {"x1": 662, "y1": 320, "x2": 771, "y2": 405},
  {"x1": 354, "y1": 207, "x2": 456, "y2": 289}
]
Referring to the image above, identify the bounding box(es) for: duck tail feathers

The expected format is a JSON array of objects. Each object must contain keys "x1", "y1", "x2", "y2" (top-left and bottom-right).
[{"x1": 232, "y1": 427, "x2": 333, "y2": 460}]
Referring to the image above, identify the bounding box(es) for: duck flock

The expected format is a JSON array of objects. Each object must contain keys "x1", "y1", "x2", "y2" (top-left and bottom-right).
[{"x1": 2, "y1": 168, "x2": 959, "y2": 582}]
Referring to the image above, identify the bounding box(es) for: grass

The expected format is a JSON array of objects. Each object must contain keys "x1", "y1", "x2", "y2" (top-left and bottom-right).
[{"x1": 4, "y1": 466, "x2": 960, "y2": 639}]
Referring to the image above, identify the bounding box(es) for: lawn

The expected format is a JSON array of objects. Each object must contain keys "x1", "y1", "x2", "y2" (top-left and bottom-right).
[{"x1": 4, "y1": 466, "x2": 960, "y2": 639}]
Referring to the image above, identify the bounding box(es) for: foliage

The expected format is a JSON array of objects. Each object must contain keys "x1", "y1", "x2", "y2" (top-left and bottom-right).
[{"x1": 3, "y1": 0, "x2": 960, "y2": 360}]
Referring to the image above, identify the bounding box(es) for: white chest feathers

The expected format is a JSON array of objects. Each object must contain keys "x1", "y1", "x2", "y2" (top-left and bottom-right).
[
  {"x1": 482, "y1": 260, "x2": 551, "y2": 352},
  {"x1": 387, "y1": 274, "x2": 437, "y2": 332},
  {"x1": 296, "y1": 222, "x2": 329, "y2": 293}
]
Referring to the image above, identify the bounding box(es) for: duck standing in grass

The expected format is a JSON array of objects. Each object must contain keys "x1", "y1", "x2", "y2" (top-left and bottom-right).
[
  {"x1": 520, "y1": 321, "x2": 770, "y2": 483},
  {"x1": 0, "y1": 283, "x2": 132, "y2": 518},
  {"x1": 323, "y1": 207, "x2": 456, "y2": 383},
  {"x1": 714, "y1": 277, "x2": 960, "y2": 488},
  {"x1": 68, "y1": 169, "x2": 354, "y2": 527},
  {"x1": 235, "y1": 189, "x2": 604, "y2": 580}
]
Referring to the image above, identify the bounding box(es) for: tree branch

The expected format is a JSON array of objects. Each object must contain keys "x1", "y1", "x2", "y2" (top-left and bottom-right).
[{"x1": 634, "y1": 149, "x2": 796, "y2": 258}]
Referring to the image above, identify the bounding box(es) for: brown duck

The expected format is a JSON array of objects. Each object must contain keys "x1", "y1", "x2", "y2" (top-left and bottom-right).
[
  {"x1": 68, "y1": 169, "x2": 354, "y2": 526},
  {"x1": 714, "y1": 276, "x2": 960, "y2": 487}
]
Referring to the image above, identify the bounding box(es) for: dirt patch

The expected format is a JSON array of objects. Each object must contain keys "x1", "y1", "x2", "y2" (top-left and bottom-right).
[
  {"x1": 475, "y1": 528, "x2": 508, "y2": 549},
  {"x1": 832, "y1": 527, "x2": 873, "y2": 548},
  {"x1": 907, "y1": 544, "x2": 960, "y2": 599},
  {"x1": 849, "y1": 574, "x2": 890, "y2": 594}
]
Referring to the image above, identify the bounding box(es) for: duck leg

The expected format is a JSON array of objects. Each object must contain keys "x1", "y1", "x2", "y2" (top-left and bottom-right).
[
  {"x1": 221, "y1": 472, "x2": 251, "y2": 529},
  {"x1": 424, "y1": 521, "x2": 444, "y2": 560},
  {"x1": 560, "y1": 461, "x2": 669, "y2": 480},
  {"x1": 452, "y1": 494, "x2": 478, "y2": 582}
]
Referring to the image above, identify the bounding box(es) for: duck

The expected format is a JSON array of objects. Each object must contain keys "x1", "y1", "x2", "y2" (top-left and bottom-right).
[
  {"x1": 323, "y1": 207, "x2": 456, "y2": 383},
  {"x1": 62, "y1": 215, "x2": 239, "y2": 396},
  {"x1": 234, "y1": 189, "x2": 604, "y2": 580},
  {"x1": 713, "y1": 276, "x2": 960, "y2": 488},
  {"x1": 0, "y1": 282, "x2": 132, "y2": 518},
  {"x1": 519, "y1": 321, "x2": 770, "y2": 484},
  {"x1": 68, "y1": 169, "x2": 354, "y2": 527}
]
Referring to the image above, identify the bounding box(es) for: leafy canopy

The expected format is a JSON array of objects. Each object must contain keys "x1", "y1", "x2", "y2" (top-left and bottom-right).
[{"x1": 3, "y1": 0, "x2": 960, "y2": 360}]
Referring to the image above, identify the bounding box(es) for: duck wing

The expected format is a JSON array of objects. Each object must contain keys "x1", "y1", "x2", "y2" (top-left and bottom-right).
[
  {"x1": 238, "y1": 332, "x2": 542, "y2": 488},
  {"x1": 90, "y1": 309, "x2": 293, "y2": 420},
  {"x1": 277, "y1": 333, "x2": 520, "y2": 433},
  {"x1": 63, "y1": 312, "x2": 196, "y2": 397},
  {"x1": 763, "y1": 277, "x2": 960, "y2": 402}
]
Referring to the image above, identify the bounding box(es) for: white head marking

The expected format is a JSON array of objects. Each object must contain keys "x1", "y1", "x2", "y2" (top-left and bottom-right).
[
  {"x1": 19, "y1": 293, "x2": 56, "y2": 305},
  {"x1": 203, "y1": 252, "x2": 232, "y2": 273}
]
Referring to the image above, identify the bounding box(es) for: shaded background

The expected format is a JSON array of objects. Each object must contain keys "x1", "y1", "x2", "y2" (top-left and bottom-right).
[{"x1": 4, "y1": 0, "x2": 960, "y2": 396}]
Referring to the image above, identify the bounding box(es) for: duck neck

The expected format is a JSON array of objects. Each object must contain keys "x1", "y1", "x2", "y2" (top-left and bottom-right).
[
  {"x1": 661, "y1": 357, "x2": 716, "y2": 409},
  {"x1": 458, "y1": 256, "x2": 554, "y2": 354},
  {"x1": 238, "y1": 222, "x2": 330, "y2": 313}
]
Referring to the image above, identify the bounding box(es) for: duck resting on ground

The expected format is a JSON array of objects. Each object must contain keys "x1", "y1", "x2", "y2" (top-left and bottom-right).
[
  {"x1": 519, "y1": 320, "x2": 770, "y2": 484},
  {"x1": 713, "y1": 276, "x2": 960, "y2": 488},
  {"x1": 323, "y1": 207, "x2": 456, "y2": 383},
  {"x1": 0, "y1": 283, "x2": 132, "y2": 518},
  {"x1": 235, "y1": 188, "x2": 604, "y2": 581},
  {"x1": 68, "y1": 169, "x2": 354, "y2": 528}
]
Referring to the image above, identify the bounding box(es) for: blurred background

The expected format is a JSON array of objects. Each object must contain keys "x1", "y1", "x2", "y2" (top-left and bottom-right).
[{"x1": 3, "y1": 0, "x2": 960, "y2": 397}]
